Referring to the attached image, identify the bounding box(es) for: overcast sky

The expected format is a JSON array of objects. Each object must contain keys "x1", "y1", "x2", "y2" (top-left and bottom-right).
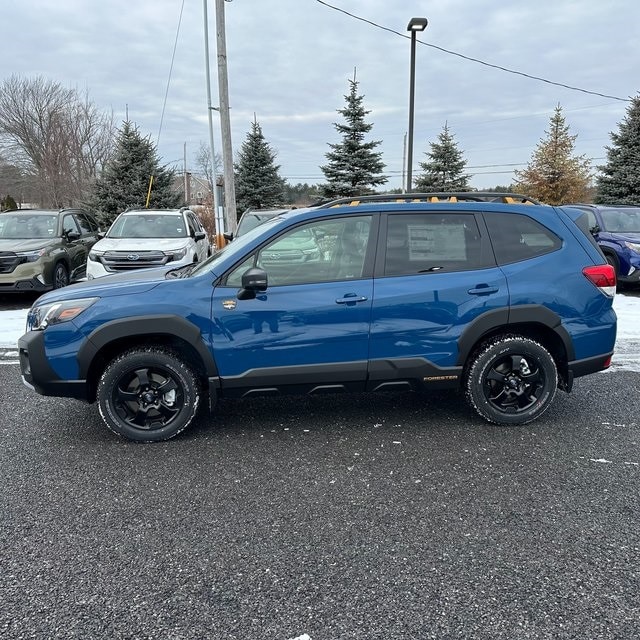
[{"x1": 3, "y1": 0, "x2": 638, "y2": 190}]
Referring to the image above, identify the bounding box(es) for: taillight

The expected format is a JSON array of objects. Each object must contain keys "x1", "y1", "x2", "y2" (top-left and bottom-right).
[{"x1": 582, "y1": 264, "x2": 616, "y2": 297}]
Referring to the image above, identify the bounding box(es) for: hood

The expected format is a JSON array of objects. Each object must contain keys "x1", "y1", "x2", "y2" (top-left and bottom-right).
[
  {"x1": 33, "y1": 267, "x2": 171, "y2": 305},
  {"x1": 600, "y1": 231, "x2": 640, "y2": 243},
  {"x1": 93, "y1": 237, "x2": 190, "y2": 252},
  {"x1": 0, "y1": 238, "x2": 57, "y2": 252}
]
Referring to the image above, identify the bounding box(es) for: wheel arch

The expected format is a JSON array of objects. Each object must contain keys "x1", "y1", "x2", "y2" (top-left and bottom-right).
[
  {"x1": 600, "y1": 247, "x2": 620, "y2": 269},
  {"x1": 457, "y1": 306, "x2": 573, "y2": 388},
  {"x1": 77, "y1": 315, "x2": 217, "y2": 402},
  {"x1": 43, "y1": 255, "x2": 71, "y2": 286}
]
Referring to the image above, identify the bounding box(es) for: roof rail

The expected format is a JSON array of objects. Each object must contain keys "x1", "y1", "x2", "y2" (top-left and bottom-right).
[{"x1": 317, "y1": 192, "x2": 541, "y2": 208}]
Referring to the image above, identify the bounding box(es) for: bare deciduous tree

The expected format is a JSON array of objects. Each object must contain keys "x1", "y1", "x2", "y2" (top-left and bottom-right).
[
  {"x1": 0, "y1": 75, "x2": 114, "y2": 208},
  {"x1": 194, "y1": 141, "x2": 222, "y2": 198}
]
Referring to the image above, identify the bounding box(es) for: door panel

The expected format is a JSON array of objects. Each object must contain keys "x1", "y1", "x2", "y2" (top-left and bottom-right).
[
  {"x1": 370, "y1": 211, "x2": 507, "y2": 369},
  {"x1": 211, "y1": 280, "x2": 373, "y2": 384},
  {"x1": 210, "y1": 214, "x2": 376, "y2": 388},
  {"x1": 370, "y1": 268, "x2": 508, "y2": 367}
]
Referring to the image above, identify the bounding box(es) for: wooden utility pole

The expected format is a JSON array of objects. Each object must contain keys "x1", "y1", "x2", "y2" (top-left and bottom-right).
[
  {"x1": 215, "y1": 0, "x2": 237, "y2": 234},
  {"x1": 203, "y1": 0, "x2": 223, "y2": 245}
]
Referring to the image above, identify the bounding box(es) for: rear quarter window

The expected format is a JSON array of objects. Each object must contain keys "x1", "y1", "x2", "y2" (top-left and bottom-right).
[{"x1": 484, "y1": 212, "x2": 561, "y2": 265}]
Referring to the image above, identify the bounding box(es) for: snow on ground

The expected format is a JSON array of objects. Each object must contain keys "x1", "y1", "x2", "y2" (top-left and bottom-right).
[{"x1": 1, "y1": 294, "x2": 639, "y2": 371}]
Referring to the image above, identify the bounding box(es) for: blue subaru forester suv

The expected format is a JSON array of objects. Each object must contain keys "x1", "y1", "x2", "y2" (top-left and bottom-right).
[{"x1": 18, "y1": 193, "x2": 617, "y2": 442}]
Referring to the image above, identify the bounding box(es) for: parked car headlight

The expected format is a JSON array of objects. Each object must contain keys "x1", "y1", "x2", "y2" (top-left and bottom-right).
[
  {"x1": 16, "y1": 248, "x2": 47, "y2": 262},
  {"x1": 301, "y1": 248, "x2": 321, "y2": 260},
  {"x1": 624, "y1": 241, "x2": 640, "y2": 253},
  {"x1": 27, "y1": 297, "x2": 99, "y2": 331},
  {"x1": 88, "y1": 249, "x2": 105, "y2": 261},
  {"x1": 164, "y1": 247, "x2": 188, "y2": 261}
]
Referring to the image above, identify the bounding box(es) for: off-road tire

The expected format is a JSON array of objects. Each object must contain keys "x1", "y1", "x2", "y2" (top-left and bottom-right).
[
  {"x1": 97, "y1": 347, "x2": 200, "y2": 442},
  {"x1": 465, "y1": 335, "x2": 558, "y2": 425}
]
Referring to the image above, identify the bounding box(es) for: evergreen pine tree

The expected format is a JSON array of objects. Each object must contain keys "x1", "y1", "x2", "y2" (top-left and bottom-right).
[
  {"x1": 234, "y1": 118, "x2": 286, "y2": 215},
  {"x1": 320, "y1": 76, "x2": 386, "y2": 198},
  {"x1": 596, "y1": 94, "x2": 640, "y2": 204},
  {"x1": 414, "y1": 123, "x2": 471, "y2": 192},
  {"x1": 86, "y1": 121, "x2": 181, "y2": 226},
  {"x1": 1, "y1": 194, "x2": 17, "y2": 211},
  {"x1": 513, "y1": 105, "x2": 592, "y2": 205}
]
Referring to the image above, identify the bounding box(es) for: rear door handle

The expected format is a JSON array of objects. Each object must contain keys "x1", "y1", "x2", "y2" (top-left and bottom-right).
[{"x1": 468, "y1": 285, "x2": 499, "y2": 295}]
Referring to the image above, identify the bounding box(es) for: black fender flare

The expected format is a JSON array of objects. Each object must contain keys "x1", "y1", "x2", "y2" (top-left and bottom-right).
[
  {"x1": 456, "y1": 305, "x2": 574, "y2": 365},
  {"x1": 76, "y1": 314, "x2": 218, "y2": 378}
]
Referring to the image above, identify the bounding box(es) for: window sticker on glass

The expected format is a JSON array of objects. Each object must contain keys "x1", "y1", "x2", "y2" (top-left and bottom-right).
[{"x1": 407, "y1": 224, "x2": 466, "y2": 261}]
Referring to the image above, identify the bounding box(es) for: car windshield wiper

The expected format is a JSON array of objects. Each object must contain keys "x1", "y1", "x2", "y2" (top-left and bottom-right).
[{"x1": 165, "y1": 263, "x2": 194, "y2": 279}]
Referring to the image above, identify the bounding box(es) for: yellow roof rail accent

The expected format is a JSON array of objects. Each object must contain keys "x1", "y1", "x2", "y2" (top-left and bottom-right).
[{"x1": 428, "y1": 196, "x2": 458, "y2": 202}]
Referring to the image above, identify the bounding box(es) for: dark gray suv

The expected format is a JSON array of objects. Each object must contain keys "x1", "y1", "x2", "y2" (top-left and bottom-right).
[{"x1": 0, "y1": 208, "x2": 102, "y2": 292}]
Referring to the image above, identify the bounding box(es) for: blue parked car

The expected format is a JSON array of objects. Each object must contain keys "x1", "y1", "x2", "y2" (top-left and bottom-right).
[
  {"x1": 18, "y1": 193, "x2": 617, "y2": 442},
  {"x1": 564, "y1": 203, "x2": 640, "y2": 287}
]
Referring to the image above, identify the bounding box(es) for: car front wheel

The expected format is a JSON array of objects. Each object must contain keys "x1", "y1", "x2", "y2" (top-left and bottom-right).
[
  {"x1": 97, "y1": 348, "x2": 200, "y2": 442},
  {"x1": 53, "y1": 262, "x2": 69, "y2": 289},
  {"x1": 465, "y1": 336, "x2": 558, "y2": 425}
]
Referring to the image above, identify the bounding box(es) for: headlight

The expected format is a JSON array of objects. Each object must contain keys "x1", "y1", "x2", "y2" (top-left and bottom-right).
[
  {"x1": 164, "y1": 247, "x2": 188, "y2": 261},
  {"x1": 88, "y1": 250, "x2": 104, "y2": 261},
  {"x1": 624, "y1": 241, "x2": 640, "y2": 253},
  {"x1": 302, "y1": 248, "x2": 320, "y2": 258},
  {"x1": 16, "y1": 248, "x2": 47, "y2": 262},
  {"x1": 26, "y1": 297, "x2": 99, "y2": 331}
]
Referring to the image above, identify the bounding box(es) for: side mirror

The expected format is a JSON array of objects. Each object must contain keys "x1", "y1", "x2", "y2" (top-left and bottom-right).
[
  {"x1": 65, "y1": 230, "x2": 80, "y2": 241},
  {"x1": 237, "y1": 267, "x2": 268, "y2": 300},
  {"x1": 590, "y1": 225, "x2": 601, "y2": 235},
  {"x1": 223, "y1": 231, "x2": 234, "y2": 242},
  {"x1": 194, "y1": 230, "x2": 206, "y2": 241}
]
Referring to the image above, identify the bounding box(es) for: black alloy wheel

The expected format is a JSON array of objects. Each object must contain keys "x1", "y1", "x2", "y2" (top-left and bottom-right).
[
  {"x1": 465, "y1": 335, "x2": 558, "y2": 425},
  {"x1": 97, "y1": 348, "x2": 200, "y2": 442},
  {"x1": 53, "y1": 263, "x2": 69, "y2": 289}
]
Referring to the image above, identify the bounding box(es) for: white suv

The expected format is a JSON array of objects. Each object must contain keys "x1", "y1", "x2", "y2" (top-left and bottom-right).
[{"x1": 87, "y1": 208, "x2": 211, "y2": 279}]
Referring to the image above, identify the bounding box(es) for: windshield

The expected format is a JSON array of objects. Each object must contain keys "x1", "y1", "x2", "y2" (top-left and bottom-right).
[
  {"x1": 237, "y1": 212, "x2": 281, "y2": 236},
  {"x1": 189, "y1": 217, "x2": 282, "y2": 277},
  {"x1": 0, "y1": 214, "x2": 58, "y2": 239},
  {"x1": 108, "y1": 214, "x2": 187, "y2": 239},
  {"x1": 599, "y1": 207, "x2": 640, "y2": 233}
]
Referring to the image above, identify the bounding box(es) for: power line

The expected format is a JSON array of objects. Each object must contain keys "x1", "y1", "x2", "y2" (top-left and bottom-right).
[
  {"x1": 315, "y1": 0, "x2": 631, "y2": 103},
  {"x1": 156, "y1": 0, "x2": 186, "y2": 147}
]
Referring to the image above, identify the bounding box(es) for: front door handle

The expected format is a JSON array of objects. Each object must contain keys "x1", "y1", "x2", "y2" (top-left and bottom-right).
[{"x1": 336, "y1": 294, "x2": 368, "y2": 304}]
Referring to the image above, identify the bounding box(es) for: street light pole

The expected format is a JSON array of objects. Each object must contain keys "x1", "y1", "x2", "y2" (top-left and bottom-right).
[{"x1": 406, "y1": 17, "x2": 428, "y2": 193}]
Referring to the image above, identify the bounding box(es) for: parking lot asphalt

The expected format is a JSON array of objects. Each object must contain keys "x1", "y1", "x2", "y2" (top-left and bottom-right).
[{"x1": 1, "y1": 363, "x2": 639, "y2": 640}]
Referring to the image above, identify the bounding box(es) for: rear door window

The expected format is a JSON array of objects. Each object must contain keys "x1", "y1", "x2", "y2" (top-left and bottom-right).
[{"x1": 382, "y1": 212, "x2": 492, "y2": 276}]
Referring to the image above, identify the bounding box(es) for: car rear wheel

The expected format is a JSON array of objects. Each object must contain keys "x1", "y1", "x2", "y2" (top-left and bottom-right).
[
  {"x1": 604, "y1": 252, "x2": 620, "y2": 276},
  {"x1": 97, "y1": 347, "x2": 200, "y2": 442},
  {"x1": 53, "y1": 262, "x2": 69, "y2": 289},
  {"x1": 465, "y1": 335, "x2": 558, "y2": 425}
]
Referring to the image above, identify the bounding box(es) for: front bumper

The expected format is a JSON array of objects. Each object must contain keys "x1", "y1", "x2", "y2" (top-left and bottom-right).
[
  {"x1": 0, "y1": 275, "x2": 52, "y2": 293},
  {"x1": 0, "y1": 260, "x2": 54, "y2": 292},
  {"x1": 18, "y1": 330, "x2": 90, "y2": 401}
]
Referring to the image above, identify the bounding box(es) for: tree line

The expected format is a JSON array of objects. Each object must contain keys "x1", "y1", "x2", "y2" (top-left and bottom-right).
[{"x1": 1, "y1": 74, "x2": 639, "y2": 228}]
